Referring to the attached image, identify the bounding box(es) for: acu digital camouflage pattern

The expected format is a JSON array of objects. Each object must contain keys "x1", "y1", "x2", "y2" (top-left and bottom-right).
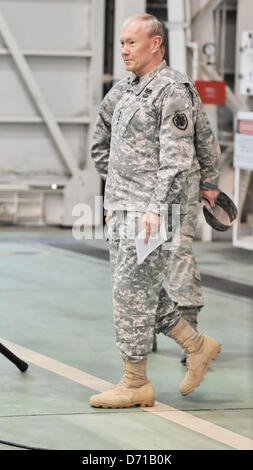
[
  {"x1": 108, "y1": 210, "x2": 180, "y2": 362},
  {"x1": 91, "y1": 59, "x2": 221, "y2": 214},
  {"x1": 166, "y1": 168, "x2": 204, "y2": 314},
  {"x1": 91, "y1": 60, "x2": 220, "y2": 361}
]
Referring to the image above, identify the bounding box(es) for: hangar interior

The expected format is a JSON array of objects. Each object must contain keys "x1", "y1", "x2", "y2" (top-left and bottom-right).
[{"x1": 0, "y1": 0, "x2": 252, "y2": 451}]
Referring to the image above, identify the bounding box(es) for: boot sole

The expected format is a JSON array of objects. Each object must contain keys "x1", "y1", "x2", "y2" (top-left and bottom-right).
[
  {"x1": 90, "y1": 400, "x2": 154, "y2": 409},
  {"x1": 89, "y1": 381, "x2": 155, "y2": 409},
  {"x1": 180, "y1": 341, "x2": 221, "y2": 396}
]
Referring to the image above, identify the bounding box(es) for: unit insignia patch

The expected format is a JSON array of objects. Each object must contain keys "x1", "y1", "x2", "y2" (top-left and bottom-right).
[{"x1": 172, "y1": 113, "x2": 188, "y2": 130}]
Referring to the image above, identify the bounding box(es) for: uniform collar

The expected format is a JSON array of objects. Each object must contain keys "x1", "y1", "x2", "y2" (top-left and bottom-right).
[{"x1": 128, "y1": 60, "x2": 167, "y2": 95}]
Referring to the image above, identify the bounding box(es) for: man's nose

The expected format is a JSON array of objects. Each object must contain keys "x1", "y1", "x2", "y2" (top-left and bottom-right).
[{"x1": 121, "y1": 44, "x2": 129, "y2": 55}]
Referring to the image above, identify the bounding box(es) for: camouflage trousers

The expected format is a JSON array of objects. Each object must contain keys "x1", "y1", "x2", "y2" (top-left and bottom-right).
[
  {"x1": 108, "y1": 211, "x2": 180, "y2": 362},
  {"x1": 166, "y1": 169, "x2": 204, "y2": 328}
]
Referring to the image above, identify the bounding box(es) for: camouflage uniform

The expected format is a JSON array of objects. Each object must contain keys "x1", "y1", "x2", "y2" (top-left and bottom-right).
[
  {"x1": 91, "y1": 60, "x2": 220, "y2": 362},
  {"x1": 166, "y1": 167, "x2": 204, "y2": 330},
  {"x1": 166, "y1": 79, "x2": 221, "y2": 327},
  {"x1": 107, "y1": 210, "x2": 179, "y2": 362}
]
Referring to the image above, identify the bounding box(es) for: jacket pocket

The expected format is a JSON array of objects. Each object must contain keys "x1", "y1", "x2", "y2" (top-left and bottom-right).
[{"x1": 120, "y1": 102, "x2": 140, "y2": 136}]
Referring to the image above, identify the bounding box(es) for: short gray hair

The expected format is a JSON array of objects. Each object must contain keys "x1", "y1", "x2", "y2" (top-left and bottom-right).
[{"x1": 123, "y1": 13, "x2": 165, "y2": 43}]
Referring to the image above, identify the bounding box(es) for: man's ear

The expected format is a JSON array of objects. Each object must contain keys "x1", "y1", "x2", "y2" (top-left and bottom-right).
[{"x1": 151, "y1": 35, "x2": 163, "y2": 53}]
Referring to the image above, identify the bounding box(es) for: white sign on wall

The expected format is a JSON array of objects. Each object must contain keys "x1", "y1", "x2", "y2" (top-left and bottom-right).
[
  {"x1": 234, "y1": 111, "x2": 253, "y2": 170},
  {"x1": 239, "y1": 31, "x2": 253, "y2": 96}
]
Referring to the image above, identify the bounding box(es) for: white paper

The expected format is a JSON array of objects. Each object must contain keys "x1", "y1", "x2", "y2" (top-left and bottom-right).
[{"x1": 135, "y1": 217, "x2": 168, "y2": 265}]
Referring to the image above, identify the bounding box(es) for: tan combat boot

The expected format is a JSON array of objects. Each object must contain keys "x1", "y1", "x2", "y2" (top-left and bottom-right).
[
  {"x1": 180, "y1": 312, "x2": 198, "y2": 365},
  {"x1": 89, "y1": 358, "x2": 154, "y2": 408},
  {"x1": 167, "y1": 318, "x2": 221, "y2": 395}
]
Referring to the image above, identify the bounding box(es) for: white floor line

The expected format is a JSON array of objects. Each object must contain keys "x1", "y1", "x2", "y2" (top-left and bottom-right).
[
  {"x1": 1, "y1": 337, "x2": 253, "y2": 451},
  {"x1": 143, "y1": 403, "x2": 253, "y2": 450}
]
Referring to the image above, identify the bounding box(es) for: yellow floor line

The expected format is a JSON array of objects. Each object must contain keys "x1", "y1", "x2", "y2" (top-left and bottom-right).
[{"x1": 1, "y1": 337, "x2": 253, "y2": 451}]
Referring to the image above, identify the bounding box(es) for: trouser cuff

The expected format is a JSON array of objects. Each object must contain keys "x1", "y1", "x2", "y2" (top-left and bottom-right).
[
  {"x1": 177, "y1": 306, "x2": 201, "y2": 316},
  {"x1": 156, "y1": 309, "x2": 181, "y2": 336}
]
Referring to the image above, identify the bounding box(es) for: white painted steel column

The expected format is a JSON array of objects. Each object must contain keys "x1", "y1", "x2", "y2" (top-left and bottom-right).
[
  {"x1": 185, "y1": 0, "x2": 199, "y2": 80},
  {"x1": 167, "y1": 0, "x2": 186, "y2": 73},
  {"x1": 113, "y1": 0, "x2": 145, "y2": 82}
]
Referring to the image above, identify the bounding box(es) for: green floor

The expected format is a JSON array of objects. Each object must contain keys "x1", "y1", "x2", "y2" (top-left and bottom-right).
[{"x1": 0, "y1": 227, "x2": 252, "y2": 450}]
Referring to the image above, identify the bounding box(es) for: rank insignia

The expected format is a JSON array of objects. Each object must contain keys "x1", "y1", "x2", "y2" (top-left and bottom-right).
[{"x1": 173, "y1": 113, "x2": 188, "y2": 130}]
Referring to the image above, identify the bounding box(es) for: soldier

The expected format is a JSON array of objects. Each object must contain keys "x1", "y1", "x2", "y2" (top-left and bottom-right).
[{"x1": 90, "y1": 14, "x2": 221, "y2": 408}]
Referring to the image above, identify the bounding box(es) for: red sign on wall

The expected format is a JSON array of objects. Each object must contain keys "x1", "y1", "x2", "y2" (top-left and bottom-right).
[
  {"x1": 238, "y1": 120, "x2": 253, "y2": 134},
  {"x1": 195, "y1": 80, "x2": 226, "y2": 105}
]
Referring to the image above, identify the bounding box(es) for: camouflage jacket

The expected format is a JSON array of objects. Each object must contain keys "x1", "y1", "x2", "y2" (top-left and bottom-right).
[{"x1": 91, "y1": 60, "x2": 220, "y2": 213}]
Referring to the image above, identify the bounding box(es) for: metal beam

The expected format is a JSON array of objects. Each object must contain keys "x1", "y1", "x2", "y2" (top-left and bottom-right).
[
  {"x1": 0, "y1": 47, "x2": 93, "y2": 57},
  {"x1": 200, "y1": 64, "x2": 250, "y2": 113},
  {"x1": 191, "y1": 0, "x2": 225, "y2": 25}
]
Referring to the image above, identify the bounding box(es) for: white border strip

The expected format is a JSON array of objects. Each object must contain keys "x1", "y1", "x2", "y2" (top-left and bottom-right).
[{"x1": 1, "y1": 337, "x2": 252, "y2": 450}]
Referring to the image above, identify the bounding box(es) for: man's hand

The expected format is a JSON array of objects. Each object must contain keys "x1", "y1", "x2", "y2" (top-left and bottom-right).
[
  {"x1": 200, "y1": 190, "x2": 219, "y2": 208},
  {"x1": 141, "y1": 211, "x2": 162, "y2": 244},
  {"x1": 105, "y1": 210, "x2": 113, "y2": 225}
]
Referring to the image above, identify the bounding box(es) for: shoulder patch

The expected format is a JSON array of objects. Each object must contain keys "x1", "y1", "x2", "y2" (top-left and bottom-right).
[{"x1": 172, "y1": 113, "x2": 188, "y2": 130}]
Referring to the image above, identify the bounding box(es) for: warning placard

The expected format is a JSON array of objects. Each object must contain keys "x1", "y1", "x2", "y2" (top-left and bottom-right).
[{"x1": 234, "y1": 112, "x2": 253, "y2": 170}]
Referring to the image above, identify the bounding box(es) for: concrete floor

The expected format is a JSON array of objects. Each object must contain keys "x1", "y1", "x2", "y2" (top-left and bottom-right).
[{"x1": 0, "y1": 226, "x2": 252, "y2": 450}]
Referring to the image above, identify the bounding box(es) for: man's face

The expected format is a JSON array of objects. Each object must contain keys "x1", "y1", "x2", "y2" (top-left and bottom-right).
[{"x1": 120, "y1": 20, "x2": 158, "y2": 76}]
